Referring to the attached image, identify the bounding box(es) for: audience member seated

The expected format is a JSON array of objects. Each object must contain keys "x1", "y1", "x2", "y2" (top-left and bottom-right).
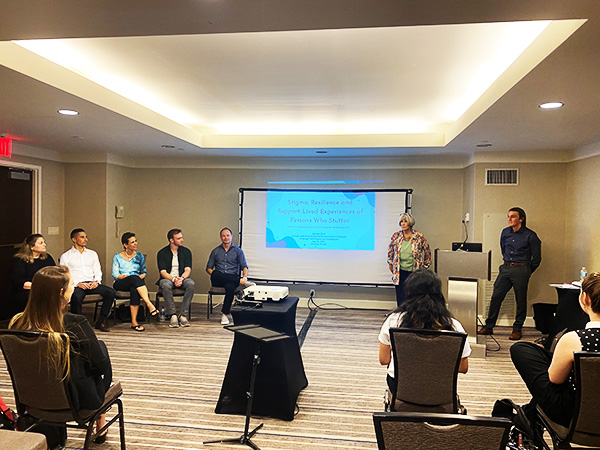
[
  {"x1": 59, "y1": 228, "x2": 115, "y2": 332},
  {"x1": 378, "y1": 269, "x2": 471, "y2": 397},
  {"x1": 205, "y1": 227, "x2": 250, "y2": 325},
  {"x1": 9, "y1": 265, "x2": 112, "y2": 444},
  {"x1": 156, "y1": 228, "x2": 195, "y2": 328},
  {"x1": 511, "y1": 272, "x2": 600, "y2": 428},
  {"x1": 11, "y1": 234, "x2": 56, "y2": 313},
  {"x1": 112, "y1": 232, "x2": 158, "y2": 332}
]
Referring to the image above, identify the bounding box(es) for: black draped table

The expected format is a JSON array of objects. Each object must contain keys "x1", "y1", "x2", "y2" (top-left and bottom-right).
[
  {"x1": 544, "y1": 284, "x2": 590, "y2": 350},
  {"x1": 215, "y1": 296, "x2": 308, "y2": 421}
]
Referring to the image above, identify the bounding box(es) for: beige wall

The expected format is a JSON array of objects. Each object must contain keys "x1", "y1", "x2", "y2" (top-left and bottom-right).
[
  {"x1": 473, "y1": 162, "x2": 568, "y2": 311},
  {"x1": 7, "y1": 144, "x2": 600, "y2": 313},
  {"x1": 118, "y1": 166, "x2": 464, "y2": 303},
  {"x1": 566, "y1": 153, "x2": 600, "y2": 274},
  {"x1": 63, "y1": 163, "x2": 107, "y2": 269}
]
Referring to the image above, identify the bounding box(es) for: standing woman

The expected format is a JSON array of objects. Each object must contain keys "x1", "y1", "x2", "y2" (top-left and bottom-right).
[
  {"x1": 112, "y1": 232, "x2": 158, "y2": 332},
  {"x1": 10, "y1": 265, "x2": 112, "y2": 444},
  {"x1": 387, "y1": 213, "x2": 432, "y2": 307},
  {"x1": 11, "y1": 233, "x2": 56, "y2": 312}
]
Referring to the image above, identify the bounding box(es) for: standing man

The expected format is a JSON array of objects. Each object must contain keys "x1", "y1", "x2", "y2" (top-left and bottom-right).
[
  {"x1": 478, "y1": 207, "x2": 542, "y2": 340},
  {"x1": 206, "y1": 227, "x2": 249, "y2": 325},
  {"x1": 157, "y1": 228, "x2": 195, "y2": 328},
  {"x1": 59, "y1": 228, "x2": 115, "y2": 332}
]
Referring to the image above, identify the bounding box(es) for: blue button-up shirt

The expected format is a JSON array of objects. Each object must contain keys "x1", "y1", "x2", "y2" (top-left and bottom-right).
[
  {"x1": 500, "y1": 226, "x2": 542, "y2": 272},
  {"x1": 206, "y1": 244, "x2": 248, "y2": 275}
]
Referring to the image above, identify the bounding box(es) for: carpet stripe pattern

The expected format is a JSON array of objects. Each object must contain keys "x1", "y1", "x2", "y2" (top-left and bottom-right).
[{"x1": 0, "y1": 305, "x2": 535, "y2": 449}]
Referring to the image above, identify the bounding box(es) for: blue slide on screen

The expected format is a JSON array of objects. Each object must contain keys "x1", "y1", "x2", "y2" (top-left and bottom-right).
[{"x1": 266, "y1": 191, "x2": 375, "y2": 250}]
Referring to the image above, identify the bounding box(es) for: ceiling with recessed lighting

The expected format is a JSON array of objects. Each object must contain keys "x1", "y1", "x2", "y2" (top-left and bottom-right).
[{"x1": 1, "y1": 0, "x2": 600, "y2": 163}]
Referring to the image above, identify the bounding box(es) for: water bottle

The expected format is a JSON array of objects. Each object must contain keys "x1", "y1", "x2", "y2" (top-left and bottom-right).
[
  {"x1": 160, "y1": 307, "x2": 166, "y2": 322},
  {"x1": 580, "y1": 266, "x2": 588, "y2": 282}
]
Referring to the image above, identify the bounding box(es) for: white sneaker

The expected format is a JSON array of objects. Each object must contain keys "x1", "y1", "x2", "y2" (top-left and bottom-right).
[
  {"x1": 179, "y1": 315, "x2": 190, "y2": 327},
  {"x1": 169, "y1": 315, "x2": 179, "y2": 328},
  {"x1": 220, "y1": 315, "x2": 230, "y2": 325}
]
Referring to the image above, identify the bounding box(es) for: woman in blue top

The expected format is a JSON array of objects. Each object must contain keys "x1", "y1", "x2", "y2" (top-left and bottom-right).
[{"x1": 112, "y1": 232, "x2": 158, "y2": 331}]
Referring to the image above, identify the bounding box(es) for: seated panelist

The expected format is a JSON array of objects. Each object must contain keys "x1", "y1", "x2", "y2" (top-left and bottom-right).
[
  {"x1": 206, "y1": 227, "x2": 250, "y2": 325},
  {"x1": 11, "y1": 233, "x2": 56, "y2": 313},
  {"x1": 156, "y1": 228, "x2": 195, "y2": 328},
  {"x1": 112, "y1": 232, "x2": 158, "y2": 332},
  {"x1": 59, "y1": 228, "x2": 115, "y2": 332}
]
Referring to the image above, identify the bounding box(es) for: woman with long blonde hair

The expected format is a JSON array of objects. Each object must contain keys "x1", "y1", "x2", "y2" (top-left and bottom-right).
[
  {"x1": 11, "y1": 233, "x2": 56, "y2": 313},
  {"x1": 10, "y1": 265, "x2": 112, "y2": 444}
]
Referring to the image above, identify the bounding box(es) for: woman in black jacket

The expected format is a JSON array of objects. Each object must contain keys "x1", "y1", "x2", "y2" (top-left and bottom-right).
[{"x1": 10, "y1": 265, "x2": 112, "y2": 444}]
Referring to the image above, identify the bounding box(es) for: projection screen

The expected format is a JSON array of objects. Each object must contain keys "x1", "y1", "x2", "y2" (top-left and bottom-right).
[{"x1": 239, "y1": 188, "x2": 412, "y2": 286}]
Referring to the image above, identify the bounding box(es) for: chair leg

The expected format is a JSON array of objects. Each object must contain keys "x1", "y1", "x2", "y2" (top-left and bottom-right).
[
  {"x1": 116, "y1": 398, "x2": 126, "y2": 450},
  {"x1": 207, "y1": 292, "x2": 212, "y2": 319},
  {"x1": 83, "y1": 420, "x2": 95, "y2": 450},
  {"x1": 155, "y1": 292, "x2": 161, "y2": 324}
]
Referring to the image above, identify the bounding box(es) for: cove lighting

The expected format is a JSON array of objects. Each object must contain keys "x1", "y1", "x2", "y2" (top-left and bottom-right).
[
  {"x1": 58, "y1": 109, "x2": 79, "y2": 116},
  {"x1": 539, "y1": 102, "x2": 564, "y2": 109}
]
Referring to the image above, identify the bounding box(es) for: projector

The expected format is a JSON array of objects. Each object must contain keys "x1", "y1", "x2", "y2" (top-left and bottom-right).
[{"x1": 243, "y1": 285, "x2": 289, "y2": 301}]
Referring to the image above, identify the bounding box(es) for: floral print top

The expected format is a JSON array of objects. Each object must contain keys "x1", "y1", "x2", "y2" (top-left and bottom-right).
[{"x1": 387, "y1": 230, "x2": 431, "y2": 284}]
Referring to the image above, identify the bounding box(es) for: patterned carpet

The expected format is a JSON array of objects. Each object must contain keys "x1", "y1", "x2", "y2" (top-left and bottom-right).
[{"x1": 0, "y1": 303, "x2": 538, "y2": 449}]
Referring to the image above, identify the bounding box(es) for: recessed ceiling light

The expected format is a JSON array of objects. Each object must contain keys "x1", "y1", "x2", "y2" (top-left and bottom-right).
[
  {"x1": 539, "y1": 102, "x2": 564, "y2": 109},
  {"x1": 58, "y1": 109, "x2": 79, "y2": 116}
]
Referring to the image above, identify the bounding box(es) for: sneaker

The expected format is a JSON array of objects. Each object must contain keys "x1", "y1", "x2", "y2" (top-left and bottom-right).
[
  {"x1": 169, "y1": 314, "x2": 179, "y2": 328},
  {"x1": 221, "y1": 315, "x2": 230, "y2": 325},
  {"x1": 179, "y1": 315, "x2": 190, "y2": 327}
]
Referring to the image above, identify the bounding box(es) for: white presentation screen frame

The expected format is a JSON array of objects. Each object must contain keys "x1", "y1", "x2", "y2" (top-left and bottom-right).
[{"x1": 239, "y1": 188, "x2": 412, "y2": 286}]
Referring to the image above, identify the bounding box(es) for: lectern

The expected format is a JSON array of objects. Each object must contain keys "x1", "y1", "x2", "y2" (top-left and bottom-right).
[{"x1": 435, "y1": 249, "x2": 491, "y2": 356}]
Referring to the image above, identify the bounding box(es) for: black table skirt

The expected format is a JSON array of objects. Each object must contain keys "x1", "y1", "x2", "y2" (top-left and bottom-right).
[{"x1": 215, "y1": 297, "x2": 308, "y2": 421}]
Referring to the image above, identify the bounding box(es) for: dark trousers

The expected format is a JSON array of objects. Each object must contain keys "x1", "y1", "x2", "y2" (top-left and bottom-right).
[
  {"x1": 510, "y1": 341, "x2": 574, "y2": 427},
  {"x1": 113, "y1": 275, "x2": 145, "y2": 305},
  {"x1": 211, "y1": 271, "x2": 240, "y2": 315},
  {"x1": 387, "y1": 375, "x2": 397, "y2": 397},
  {"x1": 394, "y1": 270, "x2": 412, "y2": 307},
  {"x1": 70, "y1": 284, "x2": 115, "y2": 325},
  {"x1": 485, "y1": 264, "x2": 531, "y2": 331}
]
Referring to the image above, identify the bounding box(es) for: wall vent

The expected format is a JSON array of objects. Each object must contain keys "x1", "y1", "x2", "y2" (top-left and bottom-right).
[{"x1": 485, "y1": 169, "x2": 518, "y2": 186}]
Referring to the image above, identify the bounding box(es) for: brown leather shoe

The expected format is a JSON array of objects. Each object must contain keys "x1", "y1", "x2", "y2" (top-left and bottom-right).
[
  {"x1": 509, "y1": 330, "x2": 522, "y2": 340},
  {"x1": 477, "y1": 326, "x2": 493, "y2": 335},
  {"x1": 95, "y1": 322, "x2": 110, "y2": 332}
]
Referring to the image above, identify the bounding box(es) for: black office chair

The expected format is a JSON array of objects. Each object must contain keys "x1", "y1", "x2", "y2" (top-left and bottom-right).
[
  {"x1": 0, "y1": 330, "x2": 125, "y2": 450},
  {"x1": 536, "y1": 351, "x2": 600, "y2": 450}
]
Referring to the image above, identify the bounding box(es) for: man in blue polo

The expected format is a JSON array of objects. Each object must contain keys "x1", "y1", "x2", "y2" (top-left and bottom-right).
[
  {"x1": 478, "y1": 207, "x2": 542, "y2": 341},
  {"x1": 157, "y1": 228, "x2": 195, "y2": 328},
  {"x1": 206, "y1": 227, "x2": 249, "y2": 325}
]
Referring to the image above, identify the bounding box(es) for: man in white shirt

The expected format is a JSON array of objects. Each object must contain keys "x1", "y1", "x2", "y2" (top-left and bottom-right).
[{"x1": 59, "y1": 228, "x2": 115, "y2": 332}]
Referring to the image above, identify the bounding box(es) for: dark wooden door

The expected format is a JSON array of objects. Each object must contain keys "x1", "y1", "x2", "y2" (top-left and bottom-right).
[{"x1": 0, "y1": 166, "x2": 33, "y2": 321}]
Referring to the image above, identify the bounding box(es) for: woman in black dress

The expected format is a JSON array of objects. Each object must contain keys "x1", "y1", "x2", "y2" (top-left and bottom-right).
[{"x1": 11, "y1": 233, "x2": 56, "y2": 312}]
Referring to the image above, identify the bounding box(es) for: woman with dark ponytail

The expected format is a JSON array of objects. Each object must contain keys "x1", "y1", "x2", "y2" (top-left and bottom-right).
[{"x1": 378, "y1": 269, "x2": 471, "y2": 395}]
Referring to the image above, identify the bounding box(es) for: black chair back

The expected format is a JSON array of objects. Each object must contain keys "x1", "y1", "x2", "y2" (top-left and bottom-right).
[
  {"x1": 373, "y1": 411, "x2": 511, "y2": 450},
  {"x1": 389, "y1": 328, "x2": 466, "y2": 413}
]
